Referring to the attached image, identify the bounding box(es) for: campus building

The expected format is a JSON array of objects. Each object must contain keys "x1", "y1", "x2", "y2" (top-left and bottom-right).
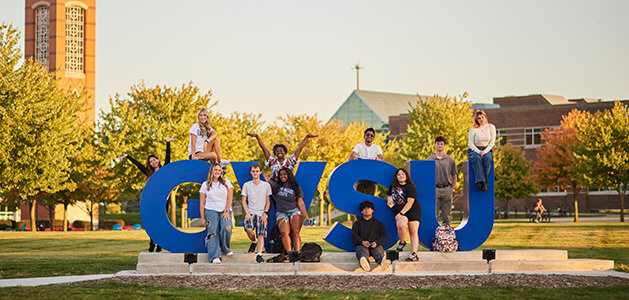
[
  {"x1": 329, "y1": 90, "x2": 429, "y2": 132},
  {"x1": 2, "y1": 0, "x2": 98, "y2": 228},
  {"x1": 389, "y1": 94, "x2": 629, "y2": 213}
]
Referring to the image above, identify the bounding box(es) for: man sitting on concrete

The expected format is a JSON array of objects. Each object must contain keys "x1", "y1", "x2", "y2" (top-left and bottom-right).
[{"x1": 351, "y1": 200, "x2": 389, "y2": 272}]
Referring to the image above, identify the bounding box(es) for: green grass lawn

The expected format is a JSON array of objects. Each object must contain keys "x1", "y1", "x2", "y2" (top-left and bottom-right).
[
  {"x1": 0, "y1": 283, "x2": 627, "y2": 299},
  {"x1": 0, "y1": 223, "x2": 627, "y2": 279}
]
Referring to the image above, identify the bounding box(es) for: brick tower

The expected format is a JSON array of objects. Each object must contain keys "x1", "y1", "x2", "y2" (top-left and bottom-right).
[{"x1": 24, "y1": 0, "x2": 96, "y2": 124}]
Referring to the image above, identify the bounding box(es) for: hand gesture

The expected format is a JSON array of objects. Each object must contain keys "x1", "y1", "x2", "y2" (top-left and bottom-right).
[
  {"x1": 247, "y1": 133, "x2": 259, "y2": 138},
  {"x1": 362, "y1": 241, "x2": 371, "y2": 248},
  {"x1": 306, "y1": 134, "x2": 318, "y2": 139},
  {"x1": 166, "y1": 137, "x2": 176, "y2": 142}
]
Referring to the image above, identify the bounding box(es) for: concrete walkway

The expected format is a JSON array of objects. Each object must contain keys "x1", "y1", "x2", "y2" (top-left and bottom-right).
[
  {"x1": 0, "y1": 274, "x2": 115, "y2": 287},
  {"x1": 1, "y1": 270, "x2": 627, "y2": 287}
]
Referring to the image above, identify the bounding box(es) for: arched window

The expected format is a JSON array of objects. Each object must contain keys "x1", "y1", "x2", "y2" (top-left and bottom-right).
[
  {"x1": 65, "y1": 6, "x2": 85, "y2": 74},
  {"x1": 35, "y1": 5, "x2": 50, "y2": 69}
]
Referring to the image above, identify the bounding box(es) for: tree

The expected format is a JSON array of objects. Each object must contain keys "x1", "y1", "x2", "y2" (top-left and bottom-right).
[
  {"x1": 494, "y1": 143, "x2": 537, "y2": 217},
  {"x1": 0, "y1": 24, "x2": 85, "y2": 230},
  {"x1": 534, "y1": 109, "x2": 589, "y2": 222},
  {"x1": 398, "y1": 93, "x2": 472, "y2": 205},
  {"x1": 575, "y1": 102, "x2": 629, "y2": 222},
  {"x1": 98, "y1": 82, "x2": 216, "y2": 224}
]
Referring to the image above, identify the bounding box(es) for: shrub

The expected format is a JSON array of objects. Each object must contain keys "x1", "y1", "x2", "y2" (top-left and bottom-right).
[
  {"x1": 52, "y1": 219, "x2": 70, "y2": 228},
  {"x1": 100, "y1": 219, "x2": 125, "y2": 230},
  {"x1": 72, "y1": 220, "x2": 90, "y2": 230}
]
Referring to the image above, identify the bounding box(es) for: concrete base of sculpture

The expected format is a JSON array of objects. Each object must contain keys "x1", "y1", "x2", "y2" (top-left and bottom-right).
[{"x1": 135, "y1": 249, "x2": 614, "y2": 274}]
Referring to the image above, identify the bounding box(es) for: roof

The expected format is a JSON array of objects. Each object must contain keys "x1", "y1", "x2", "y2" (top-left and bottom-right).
[{"x1": 354, "y1": 90, "x2": 428, "y2": 121}]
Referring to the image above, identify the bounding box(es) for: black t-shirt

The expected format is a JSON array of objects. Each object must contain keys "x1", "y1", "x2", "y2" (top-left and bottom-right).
[
  {"x1": 273, "y1": 185, "x2": 303, "y2": 212},
  {"x1": 387, "y1": 183, "x2": 420, "y2": 216}
]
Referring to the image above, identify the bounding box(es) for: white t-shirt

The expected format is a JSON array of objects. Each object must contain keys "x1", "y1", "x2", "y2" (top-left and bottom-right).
[
  {"x1": 188, "y1": 122, "x2": 213, "y2": 156},
  {"x1": 199, "y1": 179, "x2": 233, "y2": 212},
  {"x1": 352, "y1": 142, "x2": 383, "y2": 160},
  {"x1": 241, "y1": 180, "x2": 272, "y2": 216}
]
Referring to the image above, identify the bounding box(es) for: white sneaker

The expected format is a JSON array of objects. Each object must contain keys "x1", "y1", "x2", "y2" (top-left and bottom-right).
[
  {"x1": 359, "y1": 256, "x2": 370, "y2": 272},
  {"x1": 225, "y1": 251, "x2": 234, "y2": 256},
  {"x1": 220, "y1": 159, "x2": 231, "y2": 169},
  {"x1": 212, "y1": 257, "x2": 221, "y2": 264}
]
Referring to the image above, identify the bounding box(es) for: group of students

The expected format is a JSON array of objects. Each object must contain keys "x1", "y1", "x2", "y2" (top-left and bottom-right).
[{"x1": 123, "y1": 108, "x2": 497, "y2": 268}]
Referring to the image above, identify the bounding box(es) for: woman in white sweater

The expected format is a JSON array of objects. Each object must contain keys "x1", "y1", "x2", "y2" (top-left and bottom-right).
[{"x1": 467, "y1": 110, "x2": 496, "y2": 192}]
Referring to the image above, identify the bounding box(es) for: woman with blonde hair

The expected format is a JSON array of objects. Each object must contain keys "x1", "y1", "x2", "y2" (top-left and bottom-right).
[
  {"x1": 467, "y1": 110, "x2": 496, "y2": 192},
  {"x1": 188, "y1": 108, "x2": 230, "y2": 168},
  {"x1": 199, "y1": 163, "x2": 234, "y2": 263}
]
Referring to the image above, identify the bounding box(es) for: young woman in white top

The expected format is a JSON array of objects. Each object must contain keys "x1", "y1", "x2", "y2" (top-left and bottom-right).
[
  {"x1": 199, "y1": 163, "x2": 234, "y2": 263},
  {"x1": 467, "y1": 110, "x2": 496, "y2": 192},
  {"x1": 189, "y1": 108, "x2": 230, "y2": 168}
]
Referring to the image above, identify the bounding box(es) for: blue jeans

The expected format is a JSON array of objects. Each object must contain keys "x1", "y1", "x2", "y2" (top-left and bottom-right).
[
  {"x1": 204, "y1": 209, "x2": 232, "y2": 261},
  {"x1": 468, "y1": 147, "x2": 493, "y2": 184}
]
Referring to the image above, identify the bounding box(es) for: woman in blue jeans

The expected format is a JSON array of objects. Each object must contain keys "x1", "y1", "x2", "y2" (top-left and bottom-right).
[
  {"x1": 200, "y1": 163, "x2": 234, "y2": 263},
  {"x1": 467, "y1": 110, "x2": 496, "y2": 192}
]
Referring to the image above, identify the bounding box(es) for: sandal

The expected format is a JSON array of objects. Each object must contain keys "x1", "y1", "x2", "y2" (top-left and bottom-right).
[{"x1": 396, "y1": 241, "x2": 407, "y2": 252}]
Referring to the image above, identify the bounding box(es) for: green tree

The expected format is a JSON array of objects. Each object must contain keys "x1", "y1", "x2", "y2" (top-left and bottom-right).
[
  {"x1": 0, "y1": 24, "x2": 85, "y2": 230},
  {"x1": 534, "y1": 109, "x2": 589, "y2": 222},
  {"x1": 494, "y1": 143, "x2": 537, "y2": 217},
  {"x1": 398, "y1": 93, "x2": 472, "y2": 207},
  {"x1": 97, "y1": 82, "x2": 214, "y2": 223},
  {"x1": 575, "y1": 102, "x2": 629, "y2": 222}
]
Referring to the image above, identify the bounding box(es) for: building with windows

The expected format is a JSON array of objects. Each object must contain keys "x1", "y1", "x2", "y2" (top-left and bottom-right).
[
  {"x1": 5, "y1": 0, "x2": 98, "y2": 228},
  {"x1": 25, "y1": 0, "x2": 95, "y2": 124},
  {"x1": 329, "y1": 90, "x2": 429, "y2": 132},
  {"x1": 389, "y1": 94, "x2": 629, "y2": 213}
]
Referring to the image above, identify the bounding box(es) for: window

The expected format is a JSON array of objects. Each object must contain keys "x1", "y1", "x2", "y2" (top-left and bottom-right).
[
  {"x1": 35, "y1": 5, "x2": 49, "y2": 69},
  {"x1": 525, "y1": 128, "x2": 542, "y2": 147},
  {"x1": 497, "y1": 129, "x2": 507, "y2": 146},
  {"x1": 65, "y1": 6, "x2": 84, "y2": 74}
]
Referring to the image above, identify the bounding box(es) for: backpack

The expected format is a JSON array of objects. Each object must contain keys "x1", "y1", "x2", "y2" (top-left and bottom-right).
[
  {"x1": 299, "y1": 242, "x2": 322, "y2": 262},
  {"x1": 432, "y1": 225, "x2": 458, "y2": 252},
  {"x1": 268, "y1": 225, "x2": 284, "y2": 254}
]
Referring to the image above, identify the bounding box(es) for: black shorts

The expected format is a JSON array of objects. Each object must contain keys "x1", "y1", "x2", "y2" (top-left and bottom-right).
[{"x1": 393, "y1": 202, "x2": 421, "y2": 222}]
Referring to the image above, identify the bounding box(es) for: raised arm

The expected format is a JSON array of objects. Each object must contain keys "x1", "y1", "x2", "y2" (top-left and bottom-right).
[
  {"x1": 124, "y1": 154, "x2": 149, "y2": 176},
  {"x1": 293, "y1": 134, "x2": 318, "y2": 160},
  {"x1": 165, "y1": 138, "x2": 175, "y2": 165},
  {"x1": 247, "y1": 133, "x2": 271, "y2": 160}
]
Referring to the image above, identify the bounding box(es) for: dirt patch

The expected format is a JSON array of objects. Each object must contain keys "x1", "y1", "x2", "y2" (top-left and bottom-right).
[{"x1": 72, "y1": 274, "x2": 629, "y2": 290}]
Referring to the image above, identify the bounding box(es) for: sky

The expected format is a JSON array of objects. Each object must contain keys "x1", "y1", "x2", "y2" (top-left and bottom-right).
[{"x1": 1, "y1": 0, "x2": 628, "y2": 124}]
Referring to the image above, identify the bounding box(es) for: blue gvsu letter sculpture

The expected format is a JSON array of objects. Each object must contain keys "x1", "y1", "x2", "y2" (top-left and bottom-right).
[{"x1": 140, "y1": 159, "x2": 494, "y2": 253}]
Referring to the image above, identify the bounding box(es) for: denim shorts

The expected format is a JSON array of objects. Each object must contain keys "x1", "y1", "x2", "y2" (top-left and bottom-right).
[{"x1": 276, "y1": 207, "x2": 302, "y2": 222}]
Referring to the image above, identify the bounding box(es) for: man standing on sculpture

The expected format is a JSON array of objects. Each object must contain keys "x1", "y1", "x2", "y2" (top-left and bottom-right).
[
  {"x1": 426, "y1": 136, "x2": 457, "y2": 226},
  {"x1": 349, "y1": 127, "x2": 383, "y2": 195}
]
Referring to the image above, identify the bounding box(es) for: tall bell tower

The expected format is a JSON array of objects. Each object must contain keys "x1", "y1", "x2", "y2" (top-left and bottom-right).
[{"x1": 24, "y1": 0, "x2": 96, "y2": 124}]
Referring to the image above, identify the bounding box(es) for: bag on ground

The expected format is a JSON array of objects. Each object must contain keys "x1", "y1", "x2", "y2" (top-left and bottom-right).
[
  {"x1": 299, "y1": 242, "x2": 322, "y2": 262},
  {"x1": 268, "y1": 225, "x2": 284, "y2": 253},
  {"x1": 432, "y1": 225, "x2": 458, "y2": 252}
]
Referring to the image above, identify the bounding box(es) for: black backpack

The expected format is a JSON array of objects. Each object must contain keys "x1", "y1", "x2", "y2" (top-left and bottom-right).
[
  {"x1": 299, "y1": 242, "x2": 322, "y2": 262},
  {"x1": 268, "y1": 225, "x2": 284, "y2": 253}
]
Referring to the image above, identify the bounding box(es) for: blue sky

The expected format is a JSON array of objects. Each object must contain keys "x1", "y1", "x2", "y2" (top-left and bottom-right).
[{"x1": 1, "y1": 0, "x2": 628, "y2": 123}]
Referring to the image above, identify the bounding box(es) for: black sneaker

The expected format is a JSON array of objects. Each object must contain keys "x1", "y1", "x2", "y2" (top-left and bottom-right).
[
  {"x1": 406, "y1": 252, "x2": 419, "y2": 262},
  {"x1": 476, "y1": 182, "x2": 484, "y2": 191},
  {"x1": 256, "y1": 254, "x2": 264, "y2": 263},
  {"x1": 248, "y1": 242, "x2": 257, "y2": 253},
  {"x1": 396, "y1": 241, "x2": 407, "y2": 252}
]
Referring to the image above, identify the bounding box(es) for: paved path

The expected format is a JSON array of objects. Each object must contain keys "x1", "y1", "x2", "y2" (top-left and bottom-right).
[
  {"x1": 502, "y1": 215, "x2": 622, "y2": 223},
  {"x1": 1, "y1": 270, "x2": 627, "y2": 287},
  {"x1": 0, "y1": 274, "x2": 115, "y2": 287}
]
